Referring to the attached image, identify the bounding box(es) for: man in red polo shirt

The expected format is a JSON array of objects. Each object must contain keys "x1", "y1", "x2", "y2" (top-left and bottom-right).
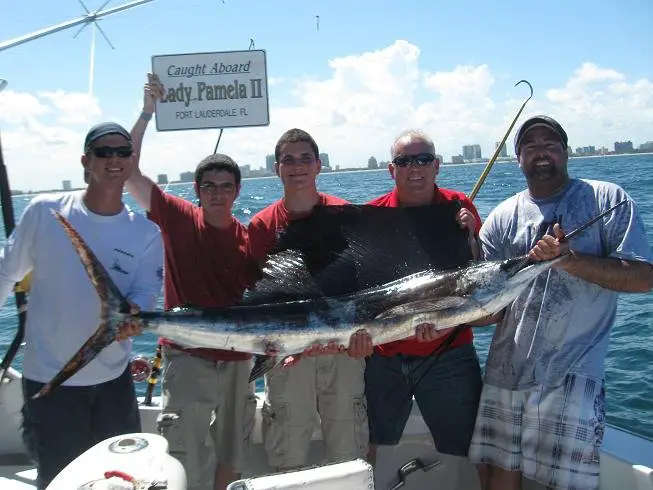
[
  {"x1": 126, "y1": 74, "x2": 258, "y2": 490},
  {"x1": 365, "y1": 129, "x2": 484, "y2": 472}
]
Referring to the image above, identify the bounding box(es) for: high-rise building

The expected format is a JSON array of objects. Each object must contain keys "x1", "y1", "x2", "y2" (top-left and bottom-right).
[
  {"x1": 319, "y1": 153, "x2": 330, "y2": 168},
  {"x1": 614, "y1": 141, "x2": 633, "y2": 154},
  {"x1": 462, "y1": 144, "x2": 482, "y2": 161},
  {"x1": 157, "y1": 174, "x2": 168, "y2": 185},
  {"x1": 240, "y1": 164, "x2": 251, "y2": 178},
  {"x1": 265, "y1": 154, "x2": 276, "y2": 172},
  {"x1": 576, "y1": 146, "x2": 596, "y2": 155},
  {"x1": 452, "y1": 155, "x2": 465, "y2": 164},
  {"x1": 62, "y1": 180, "x2": 71, "y2": 191},
  {"x1": 180, "y1": 171, "x2": 194, "y2": 182},
  {"x1": 495, "y1": 141, "x2": 508, "y2": 158}
]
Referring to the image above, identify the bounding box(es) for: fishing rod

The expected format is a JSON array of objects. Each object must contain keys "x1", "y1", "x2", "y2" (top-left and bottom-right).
[
  {"x1": 468, "y1": 79, "x2": 533, "y2": 201},
  {"x1": 0, "y1": 128, "x2": 29, "y2": 385}
]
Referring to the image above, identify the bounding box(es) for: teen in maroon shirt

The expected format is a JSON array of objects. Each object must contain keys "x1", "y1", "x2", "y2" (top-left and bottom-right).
[{"x1": 126, "y1": 74, "x2": 257, "y2": 490}]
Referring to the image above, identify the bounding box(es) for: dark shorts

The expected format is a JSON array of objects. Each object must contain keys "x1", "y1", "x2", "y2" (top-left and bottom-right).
[
  {"x1": 21, "y1": 366, "x2": 141, "y2": 489},
  {"x1": 365, "y1": 343, "x2": 482, "y2": 456}
]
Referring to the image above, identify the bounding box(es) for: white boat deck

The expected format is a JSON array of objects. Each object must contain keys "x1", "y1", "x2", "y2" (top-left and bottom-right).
[{"x1": 1, "y1": 387, "x2": 652, "y2": 490}]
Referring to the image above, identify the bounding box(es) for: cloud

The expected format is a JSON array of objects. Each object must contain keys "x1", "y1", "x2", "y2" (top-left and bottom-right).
[
  {"x1": 0, "y1": 90, "x2": 50, "y2": 125},
  {"x1": 39, "y1": 91, "x2": 101, "y2": 124},
  {"x1": 545, "y1": 62, "x2": 653, "y2": 147},
  {"x1": 1, "y1": 41, "x2": 651, "y2": 192},
  {"x1": 267, "y1": 77, "x2": 285, "y2": 86}
]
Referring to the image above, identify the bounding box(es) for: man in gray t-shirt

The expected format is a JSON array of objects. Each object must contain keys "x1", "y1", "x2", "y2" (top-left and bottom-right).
[{"x1": 468, "y1": 115, "x2": 653, "y2": 490}]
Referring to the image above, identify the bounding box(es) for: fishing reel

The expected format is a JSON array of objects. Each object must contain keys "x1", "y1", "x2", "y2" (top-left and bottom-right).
[
  {"x1": 131, "y1": 345, "x2": 164, "y2": 387},
  {"x1": 130, "y1": 356, "x2": 153, "y2": 382}
]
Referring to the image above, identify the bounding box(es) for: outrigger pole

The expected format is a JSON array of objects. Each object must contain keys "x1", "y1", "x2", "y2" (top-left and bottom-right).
[
  {"x1": 468, "y1": 80, "x2": 534, "y2": 201},
  {"x1": 1, "y1": 0, "x2": 157, "y2": 97},
  {"x1": 0, "y1": 0, "x2": 156, "y2": 53},
  {"x1": 0, "y1": 80, "x2": 28, "y2": 384}
]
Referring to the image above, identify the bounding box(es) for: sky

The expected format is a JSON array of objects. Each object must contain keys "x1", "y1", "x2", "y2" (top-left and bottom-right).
[{"x1": 0, "y1": 0, "x2": 652, "y2": 192}]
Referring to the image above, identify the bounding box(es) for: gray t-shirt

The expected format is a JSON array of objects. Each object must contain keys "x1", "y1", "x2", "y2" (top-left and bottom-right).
[{"x1": 480, "y1": 178, "x2": 653, "y2": 389}]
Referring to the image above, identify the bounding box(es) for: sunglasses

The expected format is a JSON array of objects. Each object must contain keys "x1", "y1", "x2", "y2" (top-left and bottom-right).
[
  {"x1": 392, "y1": 153, "x2": 436, "y2": 167},
  {"x1": 198, "y1": 182, "x2": 237, "y2": 193},
  {"x1": 91, "y1": 146, "x2": 133, "y2": 158}
]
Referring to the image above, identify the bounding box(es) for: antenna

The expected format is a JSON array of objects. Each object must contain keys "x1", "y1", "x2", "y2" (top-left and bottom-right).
[
  {"x1": 74, "y1": 0, "x2": 116, "y2": 97},
  {"x1": 0, "y1": 0, "x2": 157, "y2": 96}
]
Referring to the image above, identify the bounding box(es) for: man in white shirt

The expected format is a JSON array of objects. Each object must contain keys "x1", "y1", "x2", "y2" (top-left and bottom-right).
[{"x1": 0, "y1": 122, "x2": 164, "y2": 489}]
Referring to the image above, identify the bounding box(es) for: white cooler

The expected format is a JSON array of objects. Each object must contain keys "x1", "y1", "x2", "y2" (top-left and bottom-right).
[{"x1": 227, "y1": 459, "x2": 374, "y2": 490}]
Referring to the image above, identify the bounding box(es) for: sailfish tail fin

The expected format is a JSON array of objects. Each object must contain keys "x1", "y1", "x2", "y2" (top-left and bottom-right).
[{"x1": 34, "y1": 211, "x2": 134, "y2": 398}]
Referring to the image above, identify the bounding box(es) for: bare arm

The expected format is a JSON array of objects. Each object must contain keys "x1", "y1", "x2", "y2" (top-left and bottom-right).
[
  {"x1": 557, "y1": 252, "x2": 653, "y2": 293},
  {"x1": 530, "y1": 223, "x2": 653, "y2": 293},
  {"x1": 126, "y1": 74, "x2": 164, "y2": 212},
  {"x1": 127, "y1": 116, "x2": 156, "y2": 211}
]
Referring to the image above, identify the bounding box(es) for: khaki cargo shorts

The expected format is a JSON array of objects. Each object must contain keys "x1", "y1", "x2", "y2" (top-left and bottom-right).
[
  {"x1": 159, "y1": 347, "x2": 256, "y2": 489},
  {"x1": 262, "y1": 354, "x2": 368, "y2": 469}
]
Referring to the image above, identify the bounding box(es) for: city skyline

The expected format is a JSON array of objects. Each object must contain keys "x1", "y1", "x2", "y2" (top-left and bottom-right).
[
  {"x1": 450, "y1": 137, "x2": 653, "y2": 162},
  {"x1": 39, "y1": 131, "x2": 653, "y2": 197},
  {"x1": 249, "y1": 135, "x2": 653, "y2": 172},
  {"x1": 40, "y1": 140, "x2": 651, "y2": 196}
]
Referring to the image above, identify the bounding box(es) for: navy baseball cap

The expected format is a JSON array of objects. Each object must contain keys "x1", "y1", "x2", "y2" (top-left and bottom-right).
[
  {"x1": 83, "y1": 122, "x2": 132, "y2": 151},
  {"x1": 514, "y1": 115, "x2": 568, "y2": 155}
]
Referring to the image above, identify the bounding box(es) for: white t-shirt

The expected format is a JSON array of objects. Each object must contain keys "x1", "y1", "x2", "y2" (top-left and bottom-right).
[{"x1": 0, "y1": 190, "x2": 163, "y2": 385}]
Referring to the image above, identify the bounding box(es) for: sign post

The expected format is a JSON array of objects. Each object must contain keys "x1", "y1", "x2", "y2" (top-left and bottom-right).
[{"x1": 151, "y1": 49, "x2": 269, "y2": 131}]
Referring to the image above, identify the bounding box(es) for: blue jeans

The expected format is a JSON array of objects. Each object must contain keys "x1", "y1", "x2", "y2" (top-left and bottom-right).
[
  {"x1": 21, "y1": 366, "x2": 141, "y2": 489},
  {"x1": 365, "y1": 343, "x2": 482, "y2": 456}
]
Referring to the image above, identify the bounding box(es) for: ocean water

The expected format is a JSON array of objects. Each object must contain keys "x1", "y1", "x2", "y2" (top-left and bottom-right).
[{"x1": 1, "y1": 154, "x2": 652, "y2": 440}]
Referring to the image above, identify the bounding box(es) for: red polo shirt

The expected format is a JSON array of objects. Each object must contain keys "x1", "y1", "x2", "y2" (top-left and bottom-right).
[
  {"x1": 248, "y1": 193, "x2": 349, "y2": 261},
  {"x1": 368, "y1": 185, "x2": 482, "y2": 357}
]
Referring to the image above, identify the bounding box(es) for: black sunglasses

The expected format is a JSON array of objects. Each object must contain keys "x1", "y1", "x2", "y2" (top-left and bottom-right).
[
  {"x1": 91, "y1": 146, "x2": 133, "y2": 158},
  {"x1": 392, "y1": 153, "x2": 436, "y2": 167}
]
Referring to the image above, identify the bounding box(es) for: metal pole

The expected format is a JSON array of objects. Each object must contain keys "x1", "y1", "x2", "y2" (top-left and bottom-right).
[
  {"x1": 0, "y1": 80, "x2": 29, "y2": 384},
  {"x1": 0, "y1": 0, "x2": 156, "y2": 52},
  {"x1": 213, "y1": 38, "x2": 256, "y2": 153}
]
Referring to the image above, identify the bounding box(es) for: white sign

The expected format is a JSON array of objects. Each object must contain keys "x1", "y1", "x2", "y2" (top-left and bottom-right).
[{"x1": 151, "y1": 50, "x2": 269, "y2": 131}]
